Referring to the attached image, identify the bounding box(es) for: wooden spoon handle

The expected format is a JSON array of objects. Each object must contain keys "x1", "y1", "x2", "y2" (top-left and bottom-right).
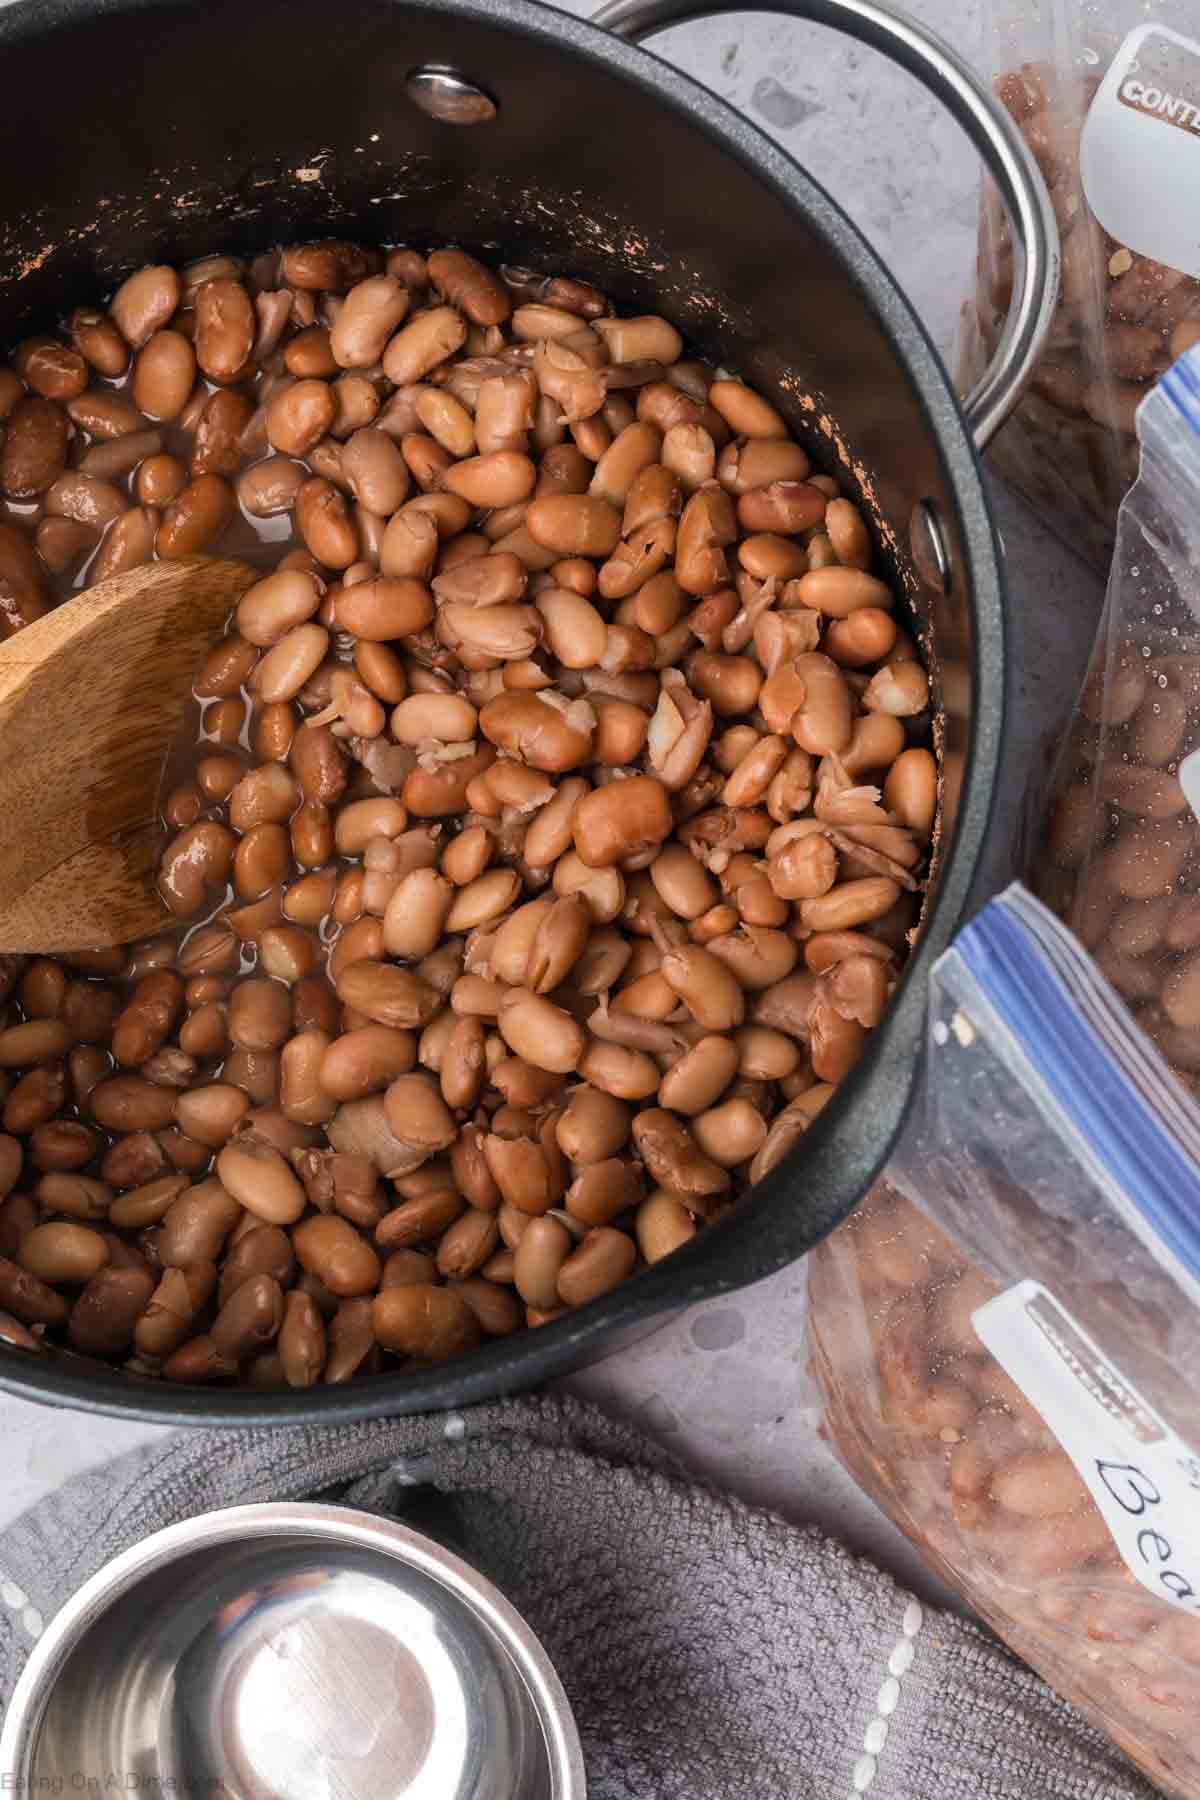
[
  {"x1": 0, "y1": 824, "x2": 167, "y2": 953},
  {"x1": 0, "y1": 556, "x2": 258, "y2": 945}
]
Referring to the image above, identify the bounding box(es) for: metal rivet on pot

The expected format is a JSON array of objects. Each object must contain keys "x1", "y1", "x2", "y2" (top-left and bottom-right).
[
  {"x1": 406, "y1": 66, "x2": 498, "y2": 125},
  {"x1": 909, "y1": 499, "x2": 952, "y2": 594}
]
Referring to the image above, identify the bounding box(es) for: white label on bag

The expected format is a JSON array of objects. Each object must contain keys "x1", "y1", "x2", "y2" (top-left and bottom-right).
[
  {"x1": 1179, "y1": 747, "x2": 1200, "y2": 826},
  {"x1": 1080, "y1": 24, "x2": 1200, "y2": 278},
  {"x1": 972, "y1": 1280, "x2": 1200, "y2": 1613}
]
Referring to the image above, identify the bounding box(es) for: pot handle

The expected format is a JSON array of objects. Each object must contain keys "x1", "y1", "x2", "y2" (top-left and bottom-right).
[{"x1": 592, "y1": 0, "x2": 1059, "y2": 451}]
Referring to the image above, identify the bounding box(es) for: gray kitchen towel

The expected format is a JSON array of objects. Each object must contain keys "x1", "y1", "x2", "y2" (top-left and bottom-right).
[{"x1": 0, "y1": 1395, "x2": 1156, "y2": 1800}]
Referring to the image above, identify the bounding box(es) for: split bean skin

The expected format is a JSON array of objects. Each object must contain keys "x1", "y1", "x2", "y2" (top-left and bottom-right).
[{"x1": 0, "y1": 239, "x2": 932, "y2": 1386}]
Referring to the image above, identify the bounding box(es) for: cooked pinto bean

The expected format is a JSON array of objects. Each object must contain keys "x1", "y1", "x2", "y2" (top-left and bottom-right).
[{"x1": 3, "y1": 239, "x2": 927, "y2": 1389}]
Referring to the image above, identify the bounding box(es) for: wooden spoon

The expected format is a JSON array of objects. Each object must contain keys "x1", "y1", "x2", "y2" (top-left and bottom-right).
[{"x1": 0, "y1": 556, "x2": 258, "y2": 953}]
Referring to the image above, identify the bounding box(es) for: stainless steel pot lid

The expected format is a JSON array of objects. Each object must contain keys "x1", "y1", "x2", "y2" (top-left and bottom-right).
[{"x1": 0, "y1": 1502, "x2": 586, "y2": 1800}]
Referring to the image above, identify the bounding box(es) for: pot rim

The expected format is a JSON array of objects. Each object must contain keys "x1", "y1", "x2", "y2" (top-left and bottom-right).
[{"x1": 0, "y1": 0, "x2": 1005, "y2": 1426}]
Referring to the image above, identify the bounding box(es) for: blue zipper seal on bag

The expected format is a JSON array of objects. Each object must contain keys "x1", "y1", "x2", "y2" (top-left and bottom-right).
[
  {"x1": 945, "y1": 887, "x2": 1200, "y2": 1294},
  {"x1": 1161, "y1": 343, "x2": 1200, "y2": 439}
]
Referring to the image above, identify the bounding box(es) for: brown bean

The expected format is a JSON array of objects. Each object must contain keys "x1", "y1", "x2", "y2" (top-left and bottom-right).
[
  {"x1": 566, "y1": 1157, "x2": 642, "y2": 1226},
  {"x1": 190, "y1": 640, "x2": 253, "y2": 707},
  {"x1": 839, "y1": 715, "x2": 907, "y2": 781},
  {"x1": 793, "y1": 566, "x2": 893, "y2": 617},
  {"x1": 442, "y1": 449, "x2": 535, "y2": 508},
  {"x1": 70, "y1": 307, "x2": 131, "y2": 376},
  {"x1": 19, "y1": 1221, "x2": 109, "y2": 1284},
  {"x1": 707, "y1": 379, "x2": 787, "y2": 438},
  {"x1": 216, "y1": 1220, "x2": 295, "y2": 1307},
  {"x1": 227, "y1": 763, "x2": 300, "y2": 832},
  {"x1": 1101, "y1": 824, "x2": 1189, "y2": 901},
  {"x1": 862, "y1": 661, "x2": 929, "y2": 717},
  {"x1": 157, "y1": 474, "x2": 235, "y2": 558},
  {"x1": 497, "y1": 990, "x2": 585, "y2": 1074},
  {"x1": 336, "y1": 425, "x2": 409, "y2": 515},
  {"x1": 293, "y1": 475, "x2": 358, "y2": 569},
  {"x1": 477, "y1": 691, "x2": 592, "y2": 771},
  {"x1": 111, "y1": 265, "x2": 180, "y2": 347},
  {"x1": 412, "y1": 389, "x2": 474, "y2": 461},
  {"x1": 553, "y1": 1091, "x2": 627, "y2": 1168},
  {"x1": 659, "y1": 941, "x2": 745, "y2": 1030},
  {"x1": 291, "y1": 1213, "x2": 380, "y2": 1297},
  {"x1": 224, "y1": 977, "x2": 290, "y2": 1053},
  {"x1": 557, "y1": 1226, "x2": 637, "y2": 1306},
  {"x1": 67, "y1": 386, "x2": 147, "y2": 440},
  {"x1": 87, "y1": 1074, "x2": 177, "y2": 1132},
  {"x1": 526, "y1": 493, "x2": 622, "y2": 557},
  {"x1": 1081, "y1": 648, "x2": 1147, "y2": 725},
  {"x1": 258, "y1": 335, "x2": 321, "y2": 415},
  {"x1": 11, "y1": 334, "x2": 82, "y2": 401},
  {"x1": 168, "y1": 1083, "x2": 248, "y2": 1148},
  {"x1": 252, "y1": 623, "x2": 328, "y2": 705},
  {"x1": 657, "y1": 1035, "x2": 740, "y2": 1115},
  {"x1": 382, "y1": 307, "x2": 469, "y2": 385},
  {"x1": 0, "y1": 519, "x2": 49, "y2": 634},
  {"x1": 512, "y1": 1214, "x2": 573, "y2": 1308},
  {"x1": 216, "y1": 1136, "x2": 306, "y2": 1224},
  {"x1": 210, "y1": 1273, "x2": 284, "y2": 1361},
  {"x1": 236, "y1": 456, "x2": 306, "y2": 520},
  {"x1": 158, "y1": 1180, "x2": 241, "y2": 1267},
  {"x1": 455, "y1": 1278, "x2": 521, "y2": 1336},
  {"x1": 271, "y1": 1021, "x2": 332, "y2": 1122},
  {"x1": 435, "y1": 1208, "x2": 500, "y2": 1280},
  {"x1": 373, "y1": 1281, "x2": 481, "y2": 1358},
  {"x1": 0, "y1": 1256, "x2": 68, "y2": 1327},
  {"x1": 112, "y1": 970, "x2": 184, "y2": 1067},
  {"x1": 318, "y1": 1295, "x2": 377, "y2": 1383},
  {"x1": 335, "y1": 961, "x2": 441, "y2": 1029},
  {"x1": 128, "y1": 452, "x2": 185, "y2": 509},
  {"x1": 107, "y1": 1173, "x2": 188, "y2": 1231},
  {"x1": 184, "y1": 392, "x2": 251, "y2": 479},
  {"x1": 884, "y1": 749, "x2": 937, "y2": 836},
  {"x1": 237, "y1": 570, "x2": 323, "y2": 647},
  {"x1": 428, "y1": 249, "x2": 511, "y2": 325},
  {"x1": 336, "y1": 574, "x2": 434, "y2": 641},
  {"x1": 569, "y1": 776, "x2": 670, "y2": 869},
  {"x1": 132, "y1": 1262, "x2": 215, "y2": 1358},
  {"x1": 68, "y1": 1266, "x2": 157, "y2": 1358},
  {"x1": 35, "y1": 1169, "x2": 109, "y2": 1216},
  {"x1": 375, "y1": 1178, "x2": 464, "y2": 1248},
  {"x1": 132, "y1": 330, "x2": 196, "y2": 420},
  {"x1": 267, "y1": 379, "x2": 336, "y2": 457},
  {"x1": 824, "y1": 609, "x2": 897, "y2": 668},
  {"x1": 821, "y1": 497, "x2": 870, "y2": 568},
  {"x1": 282, "y1": 241, "x2": 374, "y2": 292},
  {"x1": 35, "y1": 516, "x2": 97, "y2": 576},
  {"x1": 1, "y1": 396, "x2": 68, "y2": 496},
  {"x1": 88, "y1": 492, "x2": 161, "y2": 568},
  {"x1": 636, "y1": 1191, "x2": 697, "y2": 1264},
  {"x1": 631, "y1": 1109, "x2": 729, "y2": 1202},
  {"x1": 788, "y1": 653, "x2": 852, "y2": 756},
  {"x1": 737, "y1": 480, "x2": 826, "y2": 535},
  {"x1": 693, "y1": 1097, "x2": 767, "y2": 1167},
  {"x1": 0, "y1": 1019, "x2": 71, "y2": 1066},
  {"x1": 274, "y1": 1288, "x2": 326, "y2": 1386},
  {"x1": 326, "y1": 275, "x2": 409, "y2": 369}
]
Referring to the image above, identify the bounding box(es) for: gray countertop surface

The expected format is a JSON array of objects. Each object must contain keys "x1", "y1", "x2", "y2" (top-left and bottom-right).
[{"x1": 0, "y1": 0, "x2": 1105, "y2": 1608}]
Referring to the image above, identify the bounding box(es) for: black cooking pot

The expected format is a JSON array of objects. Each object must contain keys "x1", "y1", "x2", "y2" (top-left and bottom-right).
[{"x1": 0, "y1": 0, "x2": 1056, "y2": 1422}]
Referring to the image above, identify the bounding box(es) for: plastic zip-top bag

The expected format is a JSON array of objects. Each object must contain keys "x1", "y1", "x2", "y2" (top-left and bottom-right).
[
  {"x1": 1040, "y1": 342, "x2": 1200, "y2": 1094},
  {"x1": 809, "y1": 884, "x2": 1200, "y2": 1798},
  {"x1": 959, "y1": 0, "x2": 1200, "y2": 570}
]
